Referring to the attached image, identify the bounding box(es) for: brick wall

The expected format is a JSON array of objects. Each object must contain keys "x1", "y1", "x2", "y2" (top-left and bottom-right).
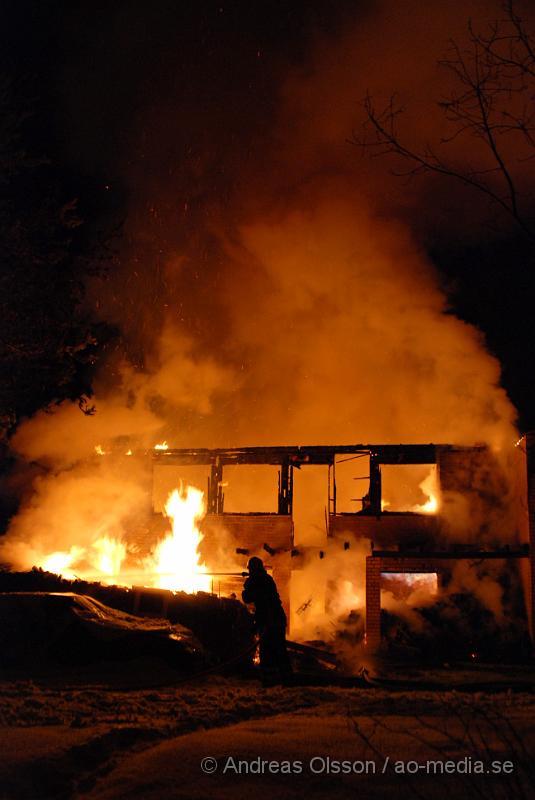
[
  {"x1": 330, "y1": 514, "x2": 438, "y2": 548},
  {"x1": 201, "y1": 514, "x2": 293, "y2": 554},
  {"x1": 437, "y1": 446, "x2": 476, "y2": 492},
  {"x1": 365, "y1": 556, "x2": 382, "y2": 649}
]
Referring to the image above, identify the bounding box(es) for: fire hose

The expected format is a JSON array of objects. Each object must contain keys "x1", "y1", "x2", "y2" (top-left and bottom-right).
[
  {"x1": 121, "y1": 638, "x2": 370, "y2": 691},
  {"x1": 104, "y1": 639, "x2": 259, "y2": 691}
]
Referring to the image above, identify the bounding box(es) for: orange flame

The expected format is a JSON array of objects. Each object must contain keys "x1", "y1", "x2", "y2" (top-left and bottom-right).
[
  {"x1": 42, "y1": 545, "x2": 85, "y2": 579},
  {"x1": 41, "y1": 537, "x2": 127, "y2": 581},
  {"x1": 413, "y1": 469, "x2": 440, "y2": 514},
  {"x1": 148, "y1": 485, "x2": 211, "y2": 593},
  {"x1": 92, "y1": 536, "x2": 126, "y2": 576}
]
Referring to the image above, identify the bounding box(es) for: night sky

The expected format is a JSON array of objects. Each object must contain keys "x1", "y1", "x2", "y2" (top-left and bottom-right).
[{"x1": 2, "y1": 0, "x2": 535, "y2": 440}]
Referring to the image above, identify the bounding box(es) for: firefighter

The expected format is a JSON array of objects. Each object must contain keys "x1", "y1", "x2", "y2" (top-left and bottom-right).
[{"x1": 242, "y1": 556, "x2": 292, "y2": 686}]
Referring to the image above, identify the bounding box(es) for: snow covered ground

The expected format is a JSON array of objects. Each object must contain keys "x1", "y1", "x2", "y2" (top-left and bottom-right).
[{"x1": 1, "y1": 663, "x2": 535, "y2": 799}]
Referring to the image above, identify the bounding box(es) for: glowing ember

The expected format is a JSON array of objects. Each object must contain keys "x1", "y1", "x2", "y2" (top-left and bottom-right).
[
  {"x1": 154, "y1": 441, "x2": 169, "y2": 451},
  {"x1": 148, "y1": 485, "x2": 211, "y2": 593},
  {"x1": 417, "y1": 494, "x2": 438, "y2": 514},
  {"x1": 95, "y1": 445, "x2": 106, "y2": 456},
  {"x1": 382, "y1": 572, "x2": 438, "y2": 594}
]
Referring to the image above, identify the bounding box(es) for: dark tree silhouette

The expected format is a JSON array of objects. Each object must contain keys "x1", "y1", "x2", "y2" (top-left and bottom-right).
[
  {"x1": 353, "y1": 0, "x2": 535, "y2": 243},
  {"x1": 0, "y1": 78, "x2": 113, "y2": 440}
]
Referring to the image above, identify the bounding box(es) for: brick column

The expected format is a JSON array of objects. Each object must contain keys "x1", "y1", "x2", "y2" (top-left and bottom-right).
[{"x1": 365, "y1": 556, "x2": 382, "y2": 651}]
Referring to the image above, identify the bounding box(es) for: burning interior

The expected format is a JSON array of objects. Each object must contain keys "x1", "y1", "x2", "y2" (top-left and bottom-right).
[{"x1": 3, "y1": 434, "x2": 534, "y2": 662}]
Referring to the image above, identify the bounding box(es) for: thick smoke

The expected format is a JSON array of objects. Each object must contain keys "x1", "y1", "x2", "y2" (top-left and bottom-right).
[
  {"x1": 217, "y1": 193, "x2": 516, "y2": 447},
  {"x1": 2, "y1": 456, "x2": 151, "y2": 576},
  {"x1": 1, "y1": 0, "x2": 525, "y2": 632},
  {"x1": 65, "y1": 0, "x2": 521, "y2": 455}
]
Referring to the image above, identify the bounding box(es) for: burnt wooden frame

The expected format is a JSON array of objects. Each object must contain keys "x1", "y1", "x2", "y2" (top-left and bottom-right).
[{"x1": 151, "y1": 443, "x2": 476, "y2": 517}]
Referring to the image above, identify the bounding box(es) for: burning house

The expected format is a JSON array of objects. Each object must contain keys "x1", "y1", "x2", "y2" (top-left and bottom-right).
[
  {"x1": 8, "y1": 434, "x2": 519, "y2": 658},
  {"x1": 146, "y1": 438, "x2": 533, "y2": 653},
  {"x1": 2, "y1": 0, "x2": 535, "y2": 683},
  {"x1": 1, "y1": 430, "x2": 533, "y2": 663}
]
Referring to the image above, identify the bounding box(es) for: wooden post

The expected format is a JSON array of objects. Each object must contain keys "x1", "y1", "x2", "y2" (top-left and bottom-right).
[{"x1": 278, "y1": 460, "x2": 292, "y2": 515}]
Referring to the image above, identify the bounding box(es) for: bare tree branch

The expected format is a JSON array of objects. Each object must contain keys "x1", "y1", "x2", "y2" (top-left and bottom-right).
[{"x1": 352, "y1": 1, "x2": 535, "y2": 245}]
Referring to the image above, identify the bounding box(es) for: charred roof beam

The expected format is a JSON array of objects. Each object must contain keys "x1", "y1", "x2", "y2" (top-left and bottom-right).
[{"x1": 150, "y1": 443, "x2": 471, "y2": 467}]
